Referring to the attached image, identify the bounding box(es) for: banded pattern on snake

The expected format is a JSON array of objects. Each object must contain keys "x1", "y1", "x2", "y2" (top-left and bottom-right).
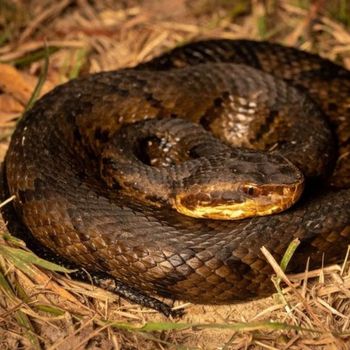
[{"x1": 3, "y1": 39, "x2": 350, "y2": 316}]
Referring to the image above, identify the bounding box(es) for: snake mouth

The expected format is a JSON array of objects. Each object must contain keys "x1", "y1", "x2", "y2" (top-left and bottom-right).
[{"x1": 172, "y1": 180, "x2": 304, "y2": 220}]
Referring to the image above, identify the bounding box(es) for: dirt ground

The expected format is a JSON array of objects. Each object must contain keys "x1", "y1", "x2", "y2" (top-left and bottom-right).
[{"x1": 1, "y1": 1, "x2": 350, "y2": 349}]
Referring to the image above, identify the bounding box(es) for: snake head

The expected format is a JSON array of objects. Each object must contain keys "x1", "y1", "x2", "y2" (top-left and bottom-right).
[{"x1": 172, "y1": 150, "x2": 304, "y2": 220}]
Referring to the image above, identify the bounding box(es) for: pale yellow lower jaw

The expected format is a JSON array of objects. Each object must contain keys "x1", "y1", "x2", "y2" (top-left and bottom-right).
[
  {"x1": 173, "y1": 184, "x2": 304, "y2": 220},
  {"x1": 174, "y1": 201, "x2": 283, "y2": 220}
]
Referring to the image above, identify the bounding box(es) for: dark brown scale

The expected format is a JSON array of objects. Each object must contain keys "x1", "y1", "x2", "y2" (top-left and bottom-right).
[{"x1": 3, "y1": 40, "x2": 350, "y2": 314}]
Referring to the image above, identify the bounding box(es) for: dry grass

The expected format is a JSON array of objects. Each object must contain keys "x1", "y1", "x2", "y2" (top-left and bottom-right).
[{"x1": 1, "y1": 0, "x2": 350, "y2": 349}]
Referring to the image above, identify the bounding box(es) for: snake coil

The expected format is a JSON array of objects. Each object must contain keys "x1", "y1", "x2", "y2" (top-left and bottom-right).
[{"x1": 3, "y1": 40, "x2": 350, "y2": 316}]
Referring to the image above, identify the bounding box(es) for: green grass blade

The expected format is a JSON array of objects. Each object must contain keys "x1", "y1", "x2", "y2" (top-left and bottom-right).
[
  {"x1": 35, "y1": 304, "x2": 66, "y2": 316},
  {"x1": 69, "y1": 48, "x2": 88, "y2": 79},
  {"x1": 280, "y1": 238, "x2": 301, "y2": 272},
  {"x1": 0, "y1": 271, "x2": 42, "y2": 349},
  {"x1": 0, "y1": 46, "x2": 59, "y2": 67},
  {"x1": 257, "y1": 15, "x2": 267, "y2": 39},
  {"x1": 0, "y1": 245, "x2": 74, "y2": 273},
  {"x1": 23, "y1": 44, "x2": 50, "y2": 114},
  {"x1": 2, "y1": 231, "x2": 27, "y2": 248},
  {"x1": 105, "y1": 320, "x2": 320, "y2": 334},
  {"x1": 0, "y1": 28, "x2": 10, "y2": 47}
]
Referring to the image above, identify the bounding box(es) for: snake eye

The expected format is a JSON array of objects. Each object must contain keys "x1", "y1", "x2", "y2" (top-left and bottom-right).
[{"x1": 242, "y1": 185, "x2": 256, "y2": 196}]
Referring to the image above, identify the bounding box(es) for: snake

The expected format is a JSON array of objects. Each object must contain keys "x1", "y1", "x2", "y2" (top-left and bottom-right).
[{"x1": 3, "y1": 39, "x2": 350, "y2": 317}]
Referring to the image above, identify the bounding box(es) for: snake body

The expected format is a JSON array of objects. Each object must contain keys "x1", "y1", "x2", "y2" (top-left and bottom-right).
[{"x1": 4, "y1": 40, "x2": 350, "y2": 309}]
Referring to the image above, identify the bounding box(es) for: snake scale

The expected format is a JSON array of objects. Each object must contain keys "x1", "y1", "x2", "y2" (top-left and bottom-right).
[{"x1": 3, "y1": 40, "x2": 350, "y2": 316}]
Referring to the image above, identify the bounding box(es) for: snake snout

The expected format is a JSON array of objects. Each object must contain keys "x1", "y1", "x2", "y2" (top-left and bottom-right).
[{"x1": 172, "y1": 151, "x2": 305, "y2": 220}]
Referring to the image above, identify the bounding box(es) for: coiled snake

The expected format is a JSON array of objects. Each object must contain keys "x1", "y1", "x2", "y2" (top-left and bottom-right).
[{"x1": 3, "y1": 40, "x2": 350, "y2": 316}]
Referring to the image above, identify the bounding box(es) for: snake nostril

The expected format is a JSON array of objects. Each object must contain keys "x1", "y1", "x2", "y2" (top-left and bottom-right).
[
  {"x1": 112, "y1": 181, "x2": 122, "y2": 191},
  {"x1": 102, "y1": 157, "x2": 117, "y2": 167},
  {"x1": 94, "y1": 127, "x2": 110, "y2": 143},
  {"x1": 188, "y1": 146, "x2": 201, "y2": 159}
]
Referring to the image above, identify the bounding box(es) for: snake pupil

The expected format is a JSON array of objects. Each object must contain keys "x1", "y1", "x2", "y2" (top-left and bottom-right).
[{"x1": 242, "y1": 185, "x2": 255, "y2": 196}]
